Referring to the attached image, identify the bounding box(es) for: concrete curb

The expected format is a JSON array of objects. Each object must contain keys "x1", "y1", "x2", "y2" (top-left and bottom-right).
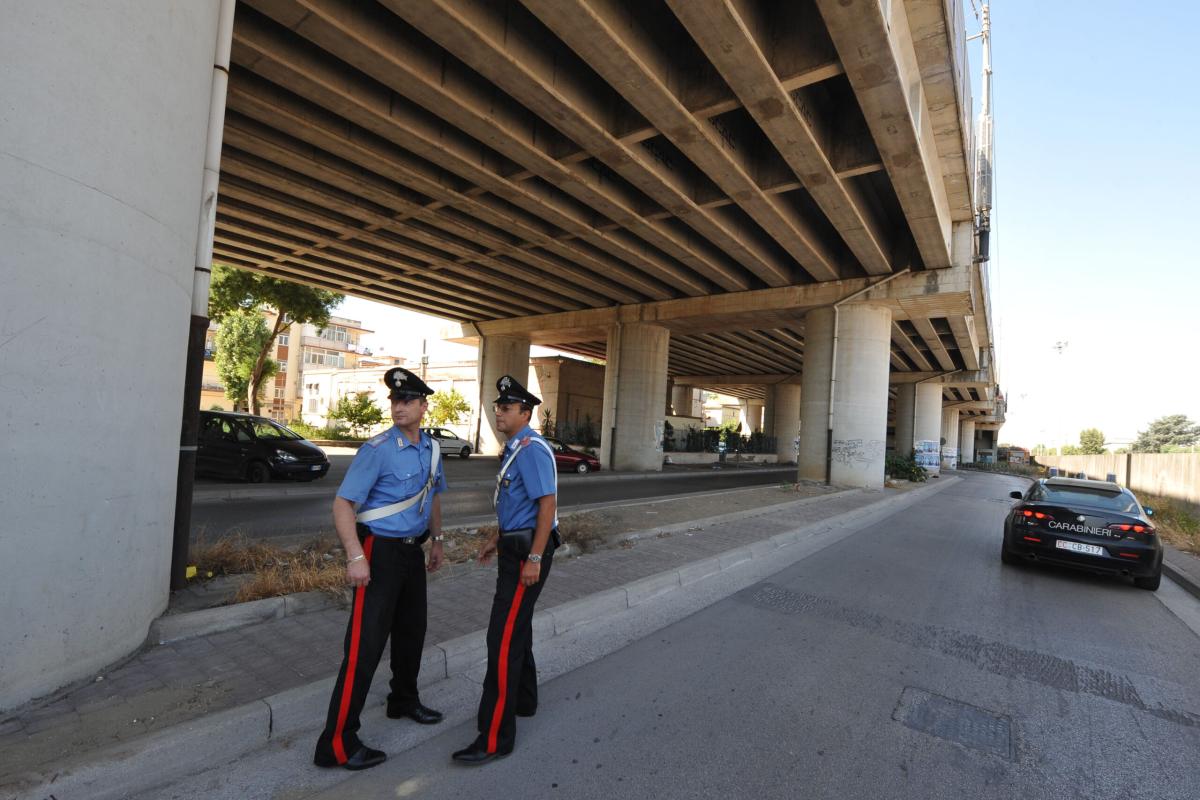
[
  {"x1": 148, "y1": 590, "x2": 348, "y2": 645},
  {"x1": 191, "y1": 464, "x2": 798, "y2": 503},
  {"x1": 3, "y1": 479, "x2": 955, "y2": 800}
]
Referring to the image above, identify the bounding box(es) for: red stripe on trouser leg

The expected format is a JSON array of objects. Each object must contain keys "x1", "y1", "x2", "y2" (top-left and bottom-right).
[
  {"x1": 487, "y1": 577, "x2": 527, "y2": 754},
  {"x1": 332, "y1": 535, "x2": 374, "y2": 764}
]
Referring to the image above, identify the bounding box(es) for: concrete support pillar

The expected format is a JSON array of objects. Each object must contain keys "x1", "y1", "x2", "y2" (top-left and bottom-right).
[
  {"x1": 770, "y1": 384, "x2": 802, "y2": 463},
  {"x1": 671, "y1": 383, "x2": 695, "y2": 417},
  {"x1": 475, "y1": 334, "x2": 530, "y2": 456},
  {"x1": 913, "y1": 383, "x2": 944, "y2": 477},
  {"x1": 893, "y1": 384, "x2": 916, "y2": 457},
  {"x1": 960, "y1": 419, "x2": 977, "y2": 464},
  {"x1": 798, "y1": 304, "x2": 892, "y2": 487},
  {"x1": 0, "y1": 1, "x2": 223, "y2": 710},
  {"x1": 941, "y1": 407, "x2": 961, "y2": 470},
  {"x1": 600, "y1": 323, "x2": 670, "y2": 471},
  {"x1": 750, "y1": 401, "x2": 765, "y2": 433},
  {"x1": 798, "y1": 307, "x2": 835, "y2": 482}
]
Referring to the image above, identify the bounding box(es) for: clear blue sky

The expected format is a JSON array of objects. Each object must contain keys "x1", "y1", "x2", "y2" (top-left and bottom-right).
[
  {"x1": 340, "y1": 1, "x2": 1200, "y2": 449},
  {"x1": 970, "y1": 0, "x2": 1200, "y2": 447}
]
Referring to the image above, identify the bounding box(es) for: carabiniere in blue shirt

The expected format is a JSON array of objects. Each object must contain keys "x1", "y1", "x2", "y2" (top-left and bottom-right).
[
  {"x1": 337, "y1": 427, "x2": 447, "y2": 538},
  {"x1": 496, "y1": 424, "x2": 558, "y2": 531}
]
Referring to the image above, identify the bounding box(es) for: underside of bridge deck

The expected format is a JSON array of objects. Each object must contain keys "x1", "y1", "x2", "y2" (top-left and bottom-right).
[{"x1": 214, "y1": 0, "x2": 991, "y2": 400}]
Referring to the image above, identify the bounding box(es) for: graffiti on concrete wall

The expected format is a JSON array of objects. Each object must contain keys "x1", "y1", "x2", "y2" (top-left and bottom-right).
[{"x1": 832, "y1": 438, "x2": 885, "y2": 465}]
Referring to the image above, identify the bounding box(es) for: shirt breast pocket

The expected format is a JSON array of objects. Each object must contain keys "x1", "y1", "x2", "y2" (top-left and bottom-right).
[{"x1": 393, "y1": 470, "x2": 422, "y2": 498}]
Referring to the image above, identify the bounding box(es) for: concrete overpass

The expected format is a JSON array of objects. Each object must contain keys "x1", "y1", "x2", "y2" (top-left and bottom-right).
[{"x1": 2, "y1": 0, "x2": 1001, "y2": 711}]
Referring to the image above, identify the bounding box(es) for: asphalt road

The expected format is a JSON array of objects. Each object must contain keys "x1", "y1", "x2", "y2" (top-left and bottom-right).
[
  {"x1": 191, "y1": 457, "x2": 794, "y2": 540},
  {"x1": 305, "y1": 470, "x2": 1200, "y2": 799}
]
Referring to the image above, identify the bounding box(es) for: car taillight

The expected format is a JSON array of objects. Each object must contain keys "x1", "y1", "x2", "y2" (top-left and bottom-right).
[
  {"x1": 1020, "y1": 508, "x2": 1050, "y2": 520},
  {"x1": 1109, "y1": 523, "x2": 1155, "y2": 536}
]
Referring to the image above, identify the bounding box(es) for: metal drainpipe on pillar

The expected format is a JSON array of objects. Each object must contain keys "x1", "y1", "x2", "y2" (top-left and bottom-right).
[
  {"x1": 171, "y1": 0, "x2": 237, "y2": 592},
  {"x1": 608, "y1": 322, "x2": 622, "y2": 470},
  {"x1": 825, "y1": 269, "x2": 911, "y2": 484}
]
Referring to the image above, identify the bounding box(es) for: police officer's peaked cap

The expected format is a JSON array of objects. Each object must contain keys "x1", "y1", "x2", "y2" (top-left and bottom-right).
[
  {"x1": 493, "y1": 374, "x2": 541, "y2": 407},
  {"x1": 383, "y1": 367, "x2": 434, "y2": 400}
]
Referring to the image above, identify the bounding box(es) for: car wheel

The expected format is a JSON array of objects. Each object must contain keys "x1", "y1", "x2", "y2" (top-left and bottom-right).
[
  {"x1": 1133, "y1": 571, "x2": 1161, "y2": 591},
  {"x1": 1000, "y1": 538, "x2": 1019, "y2": 565},
  {"x1": 245, "y1": 461, "x2": 271, "y2": 484},
  {"x1": 575, "y1": 462, "x2": 590, "y2": 474},
  {"x1": 460, "y1": 446, "x2": 471, "y2": 459}
]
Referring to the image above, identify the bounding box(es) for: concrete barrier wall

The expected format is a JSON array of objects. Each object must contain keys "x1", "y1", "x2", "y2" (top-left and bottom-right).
[
  {"x1": 0, "y1": 3, "x2": 220, "y2": 711},
  {"x1": 1039, "y1": 454, "x2": 1200, "y2": 506}
]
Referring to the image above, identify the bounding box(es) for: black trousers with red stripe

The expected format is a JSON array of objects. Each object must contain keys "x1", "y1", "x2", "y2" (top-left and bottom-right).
[
  {"x1": 314, "y1": 534, "x2": 428, "y2": 765},
  {"x1": 472, "y1": 537, "x2": 555, "y2": 754}
]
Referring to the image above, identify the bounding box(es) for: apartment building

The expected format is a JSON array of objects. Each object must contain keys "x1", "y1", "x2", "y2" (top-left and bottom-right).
[{"x1": 200, "y1": 313, "x2": 373, "y2": 422}]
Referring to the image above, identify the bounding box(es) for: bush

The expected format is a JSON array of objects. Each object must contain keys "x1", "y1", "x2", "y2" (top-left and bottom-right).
[
  {"x1": 287, "y1": 418, "x2": 360, "y2": 441},
  {"x1": 886, "y1": 452, "x2": 928, "y2": 482}
]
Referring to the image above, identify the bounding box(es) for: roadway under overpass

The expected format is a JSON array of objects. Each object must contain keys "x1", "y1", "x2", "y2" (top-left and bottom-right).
[{"x1": 2, "y1": 0, "x2": 1002, "y2": 711}]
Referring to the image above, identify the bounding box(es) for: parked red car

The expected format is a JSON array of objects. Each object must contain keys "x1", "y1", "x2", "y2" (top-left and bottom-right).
[{"x1": 544, "y1": 437, "x2": 601, "y2": 474}]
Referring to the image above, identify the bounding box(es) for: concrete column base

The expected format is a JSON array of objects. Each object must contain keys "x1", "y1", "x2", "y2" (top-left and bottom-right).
[
  {"x1": 770, "y1": 384, "x2": 801, "y2": 463},
  {"x1": 960, "y1": 419, "x2": 977, "y2": 464},
  {"x1": 476, "y1": 334, "x2": 530, "y2": 455},
  {"x1": 913, "y1": 382, "x2": 943, "y2": 478},
  {"x1": 941, "y1": 408, "x2": 961, "y2": 470},
  {"x1": 798, "y1": 304, "x2": 893, "y2": 487},
  {"x1": 601, "y1": 323, "x2": 670, "y2": 471}
]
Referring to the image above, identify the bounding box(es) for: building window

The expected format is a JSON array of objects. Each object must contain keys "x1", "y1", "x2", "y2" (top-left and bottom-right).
[
  {"x1": 308, "y1": 398, "x2": 318, "y2": 413},
  {"x1": 277, "y1": 333, "x2": 289, "y2": 346},
  {"x1": 274, "y1": 388, "x2": 285, "y2": 399},
  {"x1": 277, "y1": 359, "x2": 287, "y2": 372},
  {"x1": 304, "y1": 348, "x2": 345, "y2": 368},
  {"x1": 319, "y1": 324, "x2": 349, "y2": 344}
]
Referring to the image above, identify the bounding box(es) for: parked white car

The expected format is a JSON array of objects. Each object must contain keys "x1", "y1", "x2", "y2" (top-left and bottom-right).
[{"x1": 422, "y1": 427, "x2": 473, "y2": 459}]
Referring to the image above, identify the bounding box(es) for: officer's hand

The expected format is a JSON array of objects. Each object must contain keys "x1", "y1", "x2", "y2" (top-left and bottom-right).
[
  {"x1": 427, "y1": 541, "x2": 444, "y2": 573},
  {"x1": 477, "y1": 537, "x2": 497, "y2": 564},
  {"x1": 347, "y1": 559, "x2": 371, "y2": 588},
  {"x1": 519, "y1": 561, "x2": 541, "y2": 587}
]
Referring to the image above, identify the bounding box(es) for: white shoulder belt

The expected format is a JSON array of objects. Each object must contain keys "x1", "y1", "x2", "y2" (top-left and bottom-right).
[{"x1": 356, "y1": 439, "x2": 441, "y2": 524}]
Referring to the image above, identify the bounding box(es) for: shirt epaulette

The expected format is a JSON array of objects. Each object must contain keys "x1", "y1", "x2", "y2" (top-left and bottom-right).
[{"x1": 365, "y1": 431, "x2": 389, "y2": 448}]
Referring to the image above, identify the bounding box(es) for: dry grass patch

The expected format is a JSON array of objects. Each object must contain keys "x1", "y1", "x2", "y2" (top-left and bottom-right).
[
  {"x1": 1140, "y1": 493, "x2": 1200, "y2": 557},
  {"x1": 191, "y1": 534, "x2": 349, "y2": 604}
]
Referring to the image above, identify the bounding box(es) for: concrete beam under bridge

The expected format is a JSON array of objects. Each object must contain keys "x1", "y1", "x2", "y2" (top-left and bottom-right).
[{"x1": 444, "y1": 265, "x2": 975, "y2": 346}]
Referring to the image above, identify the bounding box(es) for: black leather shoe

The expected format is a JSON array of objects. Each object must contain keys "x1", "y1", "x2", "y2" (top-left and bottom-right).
[
  {"x1": 387, "y1": 702, "x2": 444, "y2": 725},
  {"x1": 452, "y1": 744, "x2": 511, "y2": 765},
  {"x1": 314, "y1": 745, "x2": 387, "y2": 771},
  {"x1": 515, "y1": 707, "x2": 537, "y2": 718}
]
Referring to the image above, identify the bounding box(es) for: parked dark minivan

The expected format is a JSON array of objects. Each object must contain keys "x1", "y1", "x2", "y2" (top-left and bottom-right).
[{"x1": 197, "y1": 411, "x2": 330, "y2": 482}]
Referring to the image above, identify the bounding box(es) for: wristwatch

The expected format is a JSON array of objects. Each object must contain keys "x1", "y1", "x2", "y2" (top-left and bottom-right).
[
  {"x1": 528, "y1": 553, "x2": 543, "y2": 564},
  {"x1": 431, "y1": 534, "x2": 444, "y2": 542}
]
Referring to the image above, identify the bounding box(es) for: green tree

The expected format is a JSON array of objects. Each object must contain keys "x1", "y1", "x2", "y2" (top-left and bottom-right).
[
  {"x1": 213, "y1": 309, "x2": 278, "y2": 412},
  {"x1": 425, "y1": 388, "x2": 472, "y2": 428},
  {"x1": 208, "y1": 264, "x2": 343, "y2": 414},
  {"x1": 1132, "y1": 414, "x2": 1200, "y2": 453},
  {"x1": 1079, "y1": 428, "x2": 1106, "y2": 455},
  {"x1": 1061, "y1": 444, "x2": 1081, "y2": 456},
  {"x1": 328, "y1": 391, "x2": 385, "y2": 437}
]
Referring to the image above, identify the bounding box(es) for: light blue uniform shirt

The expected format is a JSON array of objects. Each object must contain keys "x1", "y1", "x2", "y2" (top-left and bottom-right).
[
  {"x1": 337, "y1": 427, "x2": 447, "y2": 538},
  {"x1": 496, "y1": 425, "x2": 558, "y2": 531}
]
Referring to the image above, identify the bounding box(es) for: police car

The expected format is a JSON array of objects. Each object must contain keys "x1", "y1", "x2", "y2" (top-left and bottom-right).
[{"x1": 1002, "y1": 477, "x2": 1162, "y2": 590}]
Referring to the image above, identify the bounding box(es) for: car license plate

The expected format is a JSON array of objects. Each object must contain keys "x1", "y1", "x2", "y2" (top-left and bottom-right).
[
  {"x1": 310, "y1": 465, "x2": 322, "y2": 471},
  {"x1": 1056, "y1": 540, "x2": 1104, "y2": 556}
]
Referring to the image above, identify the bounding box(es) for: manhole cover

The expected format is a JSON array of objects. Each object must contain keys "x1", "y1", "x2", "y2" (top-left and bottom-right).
[{"x1": 893, "y1": 687, "x2": 1014, "y2": 760}]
